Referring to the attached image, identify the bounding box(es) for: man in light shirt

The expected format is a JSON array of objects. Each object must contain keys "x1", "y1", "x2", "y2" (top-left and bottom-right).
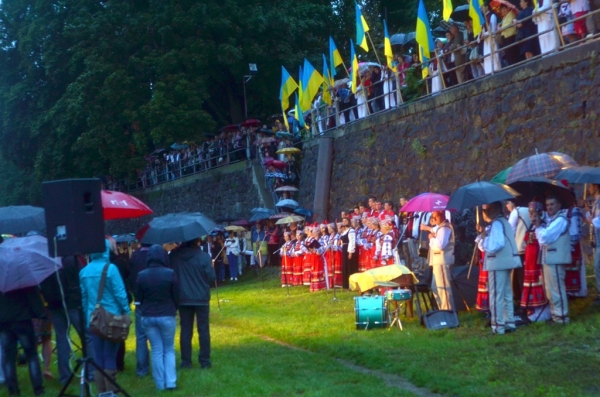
[
  {"x1": 506, "y1": 200, "x2": 532, "y2": 306},
  {"x1": 421, "y1": 211, "x2": 455, "y2": 311},
  {"x1": 534, "y1": 196, "x2": 571, "y2": 324}
]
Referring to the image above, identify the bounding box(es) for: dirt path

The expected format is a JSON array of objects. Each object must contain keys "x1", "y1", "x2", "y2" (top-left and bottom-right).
[{"x1": 257, "y1": 333, "x2": 445, "y2": 397}]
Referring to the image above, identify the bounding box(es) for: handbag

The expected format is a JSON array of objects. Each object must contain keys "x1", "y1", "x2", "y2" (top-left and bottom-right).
[{"x1": 89, "y1": 263, "x2": 131, "y2": 343}]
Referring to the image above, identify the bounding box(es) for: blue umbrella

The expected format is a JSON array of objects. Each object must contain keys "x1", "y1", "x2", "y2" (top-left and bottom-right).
[
  {"x1": 294, "y1": 208, "x2": 312, "y2": 217},
  {"x1": 171, "y1": 143, "x2": 188, "y2": 150},
  {"x1": 250, "y1": 208, "x2": 275, "y2": 215},
  {"x1": 249, "y1": 212, "x2": 273, "y2": 222},
  {"x1": 276, "y1": 199, "x2": 299, "y2": 209}
]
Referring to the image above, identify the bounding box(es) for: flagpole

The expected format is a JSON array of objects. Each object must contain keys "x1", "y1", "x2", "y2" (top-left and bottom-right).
[{"x1": 365, "y1": 32, "x2": 383, "y2": 66}]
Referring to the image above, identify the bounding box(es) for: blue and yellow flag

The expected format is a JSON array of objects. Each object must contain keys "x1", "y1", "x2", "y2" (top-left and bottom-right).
[
  {"x1": 322, "y1": 54, "x2": 333, "y2": 106},
  {"x1": 329, "y1": 37, "x2": 344, "y2": 78},
  {"x1": 383, "y1": 20, "x2": 394, "y2": 71},
  {"x1": 469, "y1": 0, "x2": 485, "y2": 36},
  {"x1": 301, "y1": 59, "x2": 324, "y2": 111},
  {"x1": 443, "y1": 0, "x2": 453, "y2": 21},
  {"x1": 416, "y1": 0, "x2": 434, "y2": 78},
  {"x1": 294, "y1": 92, "x2": 305, "y2": 128},
  {"x1": 349, "y1": 40, "x2": 359, "y2": 94},
  {"x1": 355, "y1": 1, "x2": 370, "y2": 52},
  {"x1": 279, "y1": 66, "x2": 297, "y2": 113}
]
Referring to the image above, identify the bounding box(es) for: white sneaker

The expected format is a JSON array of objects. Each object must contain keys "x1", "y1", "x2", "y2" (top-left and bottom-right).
[
  {"x1": 230, "y1": 277, "x2": 233, "y2": 281},
  {"x1": 234, "y1": 278, "x2": 238, "y2": 281}
]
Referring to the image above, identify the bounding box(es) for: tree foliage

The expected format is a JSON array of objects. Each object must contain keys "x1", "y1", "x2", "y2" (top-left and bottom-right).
[{"x1": 0, "y1": 0, "x2": 442, "y2": 205}]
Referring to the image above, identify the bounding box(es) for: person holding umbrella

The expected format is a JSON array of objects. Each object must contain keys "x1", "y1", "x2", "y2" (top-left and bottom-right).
[
  {"x1": 421, "y1": 211, "x2": 456, "y2": 311},
  {"x1": 533, "y1": 196, "x2": 572, "y2": 324},
  {"x1": 476, "y1": 202, "x2": 521, "y2": 334}
]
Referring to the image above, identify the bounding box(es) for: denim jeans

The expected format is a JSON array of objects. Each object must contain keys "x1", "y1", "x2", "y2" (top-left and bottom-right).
[
  {"x1": 227, "y1": 254, "x2": 238, "y2": 279},
  {"x1": 48, "y1": 307, "x2": 95, "y2": 384},
  {"x1": 179, "y1": 305, "x2": 211, "y2": 368},
  {"x1": 0, "y1": 320, "x2": 44, "y2": 395},
  {"x1": 90, "y1": 333, "x2": 120, "y2": 370},
  {"x1": 135, "y1": 310, "x2": 150, "y2": 376},
  {"x1": 142, "y1": 316, "x2": 177, "y2": 390}
]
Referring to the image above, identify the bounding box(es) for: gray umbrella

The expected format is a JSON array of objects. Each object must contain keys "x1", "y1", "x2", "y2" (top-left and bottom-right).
[
  {"x1": 390, "y1": 32, "x2": 416, "y2": 46},
  {"x1": 450, "y1": 4, "x2": 471, "y2": 22},
  {"x1": 556, "y1": 166, "x2": 600, "y2": 184},
  {"x1": 0, "y1": 205, "x2": 46, "y2": 235},
  {"x1": 140, "y1": 212, "x2": 218, "y2": 245},
  {"x1": 446, "y1": 182, "x2": 519, "y2": 211},
  {"x1": 113, "y1": 234, "x2": 137, "y2": 243},
  {"x1": 0, "y1": 235, "x2": 62, "y2": 293}
]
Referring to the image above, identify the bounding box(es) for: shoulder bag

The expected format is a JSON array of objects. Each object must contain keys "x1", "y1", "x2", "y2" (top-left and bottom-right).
[{"x1": 89, "y1": 263, "x2": 131, "y2": 342}]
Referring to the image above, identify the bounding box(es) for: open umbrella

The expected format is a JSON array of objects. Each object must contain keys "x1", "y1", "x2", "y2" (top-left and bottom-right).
[
  {"x1": 276, "y1": 199, "x2": 299, "y2": 209},
  {"x1": 0, "y1": 235, "x2": 62, "y2": 293},
  {"x1": 275, "y1": 186, "x2": 299, "y2": 192},
  {"x1": 450, "y1": 4, "x2": 471, "y2": 21},
  {"x1": 294, "y1": 208, "x2": 313, "y2": 218},
  {"x1": 170, "y1": 143, "x2": 188, "y2": 150},
  {"x1": 439, "y1": 19, "x2": 467, "y2": 33},
  {"x1": 276, "y1": 147, "x2": 301, "y2": 155},
  {"x1": 150, "y1": 148, "x2": 168, "y2": 156},
  {"x1": 390, "y1": 32, "x2": 416, "y2": 46},
  {"x1": 224, "y1": 225, "x2": 246, "y2": 232},
  {"x1": 214, "y1": 217, "x2": 237, "y2": 223},
  {"x1": 447, "y1": 182, "x2": 519, "y2": 211},
  {"x1": 241, "y1": 119, "x2": 261, "y2": 127},
  {"x1": 220, "y1": 124, "x2": 240, "y2": 132},
  {"x1": 400, "y1": 193, "x2": 450, "y2": 212},
  {"x1": 231, "y1": 219, "x2": 250, "y2": 226},
  {"x1": 113, "y1": 234, "x2": 137, "y2": 243},
  {"x1": 271, "y1": 160, "x2": 287, "y2": 169},
  {"x1": 556, "y1": 166, "x2": 600, "y2": 184},
  {"x1": 276, "y1": 132, "x2": 295, "y2": 140},
  {"x1": 270, "y1": 212, "x2": 293, "y2": 219},
  {"x1": 249, "y1": 212, "x2": 273, "y2": 222},
  {"x1": 275, "y1": 215, "x2": 304, "y2": 225},
  {"x1": 506, "y1": 152, "x2": 579, "y2": 184},
  {"x1": 102, "y1": 190, "x2": 154, "y2": 220},
  {"x1": 508, "y1": 177, "x2": 575, "y2": 207},
  {"x1": 0, "y1": 206, "x2": 46, "y2": 235},
  {"x1": 250, "y1": 208, "x2": 275, "y2": 215},
  {"x1": 489, "y1": 0, "x2": 518, "y2": 16},
  {"x1": 490, "y1": 166, "x2": 513, "y2": 184},
  {"x1": 140, "y1": 212, "x2": 217, "y2": 245}
]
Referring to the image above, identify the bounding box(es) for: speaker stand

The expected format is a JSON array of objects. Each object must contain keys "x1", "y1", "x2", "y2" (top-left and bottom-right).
[{"x1": 58, "y1": 356, "x2": 131, "y2": 397}]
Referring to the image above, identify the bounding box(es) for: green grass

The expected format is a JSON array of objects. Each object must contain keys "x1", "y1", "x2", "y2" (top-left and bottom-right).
[{"x1": 7, "y1": 267, "x2": 600, "y2": 396}]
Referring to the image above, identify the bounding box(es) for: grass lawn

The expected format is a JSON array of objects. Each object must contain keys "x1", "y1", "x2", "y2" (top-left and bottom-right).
[{"x1": 7, "y1": 266, "x2": 600, "y2": 396}]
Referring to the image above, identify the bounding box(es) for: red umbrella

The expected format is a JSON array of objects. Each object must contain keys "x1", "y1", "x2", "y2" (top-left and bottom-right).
[
  {"x1": 400, "y1": 192, "x2": 450, "y2": 212},
  {"x1": 102, "y1": 190, "x2": 154, "y2": 220},
  {"x1": 489, "y1": 0, "x2": 518, "y2": 16},
  {"x1": 241, "y1": 119, "x2": 261, "y2": 127},
  {"x1": 264, "y1": 159, "x2": 274, "y2": 167},
  {"x1": 220, "y1": 124, "x2": 240, "y2": 132},
  {"x1": 271, "y1": 160, "x2": 287, "y2": 169}
]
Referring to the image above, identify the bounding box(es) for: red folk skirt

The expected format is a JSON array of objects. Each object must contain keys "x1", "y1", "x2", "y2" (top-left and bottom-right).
[
  {"x1": 358, "y1": 246, "x2": 368, "y2": 273},
  {"x1": 520, "y1": 237, "x2": 547, "y2": 308},
  {"x1": 368, "y1": 247, "x2": 379, "y2": 270},
  {"x1": 476, "y1": 251, "x2": 489, "y2": 312},
  {"x1": 309, "y1": 253, "x2": 326, "y2": 292},
  {"x1": 281, "y1": 254, "x2": 293, "y2": 286},
  {"x1": 302, "y1": 254, "x2": 312, "y2": 286},
  {"x1": 564, "y1": 242, "x2": 582, "y2": 293},
  {"x1": 292, "y1": 255, "x2": 304, "y2": 286}
]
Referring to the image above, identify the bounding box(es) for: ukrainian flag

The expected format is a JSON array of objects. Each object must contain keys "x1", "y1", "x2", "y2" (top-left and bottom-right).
[
  {"x1": 355, "y1": 1, "x2": 370, "y2": 52},
  {"x1": 301, "y1": 59, "x2": 324, "y2": 111},
  {"x1": 383, "y1": 20, "x2": 394, "y2": 71},
  {"x1": 443, "y1": 0, "x2": 453, "y2": 21},
  {"x1": 294, "y1": 92, "x2": 305, "y2": 128},
  {"x1": 469, "y1": 0, "x2": 485, "y2": 36},
  {"x1": 322, "y1": 54, "x2": 333, "y2": 106},
  {"x1": 329, "y1": 37, "x2": 344, "y2": 78},
  {"x1": 349, "y1": 40, "x2": 359, "y2": 94},
  {"x1": 416, "y1": 0, "x2": 434, "y2": 78},
  {"x1": 279, "y1": 66, "x2": 297, "y2": 113}
]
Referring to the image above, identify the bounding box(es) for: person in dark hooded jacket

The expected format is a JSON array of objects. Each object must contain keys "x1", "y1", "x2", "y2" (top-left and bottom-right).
[
  {"x1": 169, "y1": 238, "x2": 215, "y2": 369},
  {"x1": 135, "y1": 245, "x2": 179, "y2": 391}
]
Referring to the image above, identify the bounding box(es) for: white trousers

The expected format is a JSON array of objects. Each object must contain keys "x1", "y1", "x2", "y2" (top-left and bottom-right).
[
  {"x1": 431, "y1": 265, "x2": 455, "y2": 311},
  {"x1": 542, "y1": 263, "x2": 570, "y2": 323},
  {"x1": 488, "y1": 269, "x2": 515, "y2": 334}
]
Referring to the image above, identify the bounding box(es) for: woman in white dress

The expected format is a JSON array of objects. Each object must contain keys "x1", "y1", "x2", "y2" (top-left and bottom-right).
[
  {"x1": 534, "y1": 0, "x2": 559, "y2": 54},
  {"x1": 481, "y1": 4, "x2": 501, "y2": 74},
  {"x1": 356, "y1": 76, "x2": 369, "y2": 119},
  {"x1": 382, "y1": 67, "x2": 397, "y2": 109}
]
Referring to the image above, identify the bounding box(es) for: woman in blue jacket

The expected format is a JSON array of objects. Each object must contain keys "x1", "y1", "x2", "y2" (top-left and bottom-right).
[{"x1": 80, "y1": 239, "x2": 130, "y2": 394}]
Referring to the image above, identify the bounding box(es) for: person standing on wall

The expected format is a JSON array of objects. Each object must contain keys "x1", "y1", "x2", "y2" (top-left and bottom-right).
[{"x1": 169, "y1": 238, "x2": 216, "y2": 369}]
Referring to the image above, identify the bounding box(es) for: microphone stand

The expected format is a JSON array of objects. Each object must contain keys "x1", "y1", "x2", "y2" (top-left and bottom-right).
[{"x1": 212, "y1": 244, "x2": 226, "y2": 311}]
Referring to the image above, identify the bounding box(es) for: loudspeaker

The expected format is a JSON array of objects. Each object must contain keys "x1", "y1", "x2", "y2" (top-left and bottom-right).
[
  {"x1": 43, "y1": 178, "x2": 105, "y2": 257},
  {"x1": 422, "y1": 310, "x2": 460, "y2": 330},
  {"x1": 450, "y1": 265, "x2": 479, "y2": 312}
]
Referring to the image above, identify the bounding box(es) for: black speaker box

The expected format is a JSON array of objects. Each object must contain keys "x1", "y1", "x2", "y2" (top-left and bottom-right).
[
  {"x1": 43, "y1": 178, "x2": 105, "y2": 257},
  {"x1": 422, "y1": 310, "x2": 460, "y2": 330}
]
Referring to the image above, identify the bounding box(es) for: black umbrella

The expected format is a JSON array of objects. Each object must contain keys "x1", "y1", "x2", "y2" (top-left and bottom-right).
[
  {"x1": 390, "y1": 32, "x2": 416, "y2": 46},
  {"x1": 555, "y1": 166, "x2": 600, "y2": 184},
  {"x1": 113, "y1": 234, "x2": 137, "y2": 243},
  {"x1": 508, "y1": 177, "x2": 575, "y2": 207},
  {"x1": 447, "y1": 182, "x2": 519, "y2": 211},
  {"x1": 140, "y1": 212, "x2": 218, "y2": 245},
  {"x1": 450, "y1": 4, "x2": 471, "y2": 21},
  {"x1": 0, "y1": 206, "x2": 46, "y2": 235}
]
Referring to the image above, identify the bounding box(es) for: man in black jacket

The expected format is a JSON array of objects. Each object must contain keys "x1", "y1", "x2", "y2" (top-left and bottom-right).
[
  {"x1": 0, "y1": 287, "x2": 46, "y2": 396},
  {"x1": 169, "y1": 238, "x2": 216, "y2": 369},
  {"x1": 129, "y1": 244, "x2": 151, "y2": 377},
  {"x1": 39, "y1": 255, "x2": 94, "y2": 385}
]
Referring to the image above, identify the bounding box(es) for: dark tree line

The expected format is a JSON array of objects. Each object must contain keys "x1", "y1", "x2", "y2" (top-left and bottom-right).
[{"x1": 0, "y1": 0, "x2": 441, "y2": 205}]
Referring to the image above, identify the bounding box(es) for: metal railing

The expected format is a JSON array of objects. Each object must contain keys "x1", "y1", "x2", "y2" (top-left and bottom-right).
[{"x1": 308, "y1": 4, "x2": 600, "y2": 137}]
